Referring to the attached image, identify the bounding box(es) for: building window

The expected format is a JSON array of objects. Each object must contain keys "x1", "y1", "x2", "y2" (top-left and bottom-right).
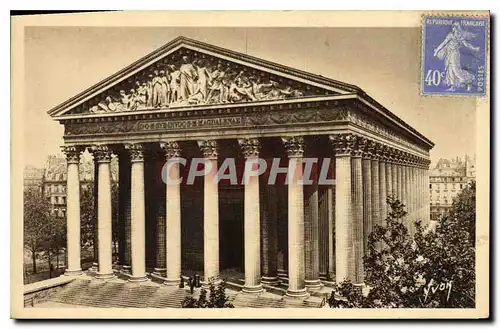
[{"x1": 429, "y1": 184, "x2": 432, "y2": 189}]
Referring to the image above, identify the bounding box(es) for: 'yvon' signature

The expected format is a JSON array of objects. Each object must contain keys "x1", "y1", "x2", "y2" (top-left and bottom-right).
[{"x1": 423, "y1": 279, "x2": 453, "y2": 303}]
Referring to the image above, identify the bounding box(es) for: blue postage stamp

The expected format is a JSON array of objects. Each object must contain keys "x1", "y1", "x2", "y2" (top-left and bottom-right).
[{"x1": 421, "y1": 15, "x2": 488, "y2": 96}]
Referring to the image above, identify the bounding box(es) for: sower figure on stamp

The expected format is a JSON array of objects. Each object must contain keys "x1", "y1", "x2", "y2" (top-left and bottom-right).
[{"x1": 433, "y1": 22, "x2": 480, "y2": 92}]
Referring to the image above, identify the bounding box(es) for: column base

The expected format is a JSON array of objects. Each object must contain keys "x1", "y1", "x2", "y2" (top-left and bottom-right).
[
  {"x1": 242, "y1": 284, "x2": 264, "y2": 294},
  {"x1": 305, "y1": 279, "x2": 322, "y2": 290},
  {"x1": 95, "y1": 272, "x2": 115, "y2": 280},
  {"x1": 201, "y1": 278, "x2": 221, "y2": 288},
  {"x1": 285, "y1": 288, "x2": 308, "y2": 297},
  {"x1": 128, "y1": 275, "x2": 149, "y2": 283},
  {"x1": 164, "y1": 278, "x2": 181, "y2": 286},
  {"x1": 121, "y1": 265, "x2": 131, "y2": 274},
  {"x1": 153, "y1": 268, "x2": 167, "y2": 277},
  {"x1": 261, "y1": 276, "x2": 279, "y2": 286},
  {"x1": 64, "y1": 268, "x2": 83, "y2": 276}
]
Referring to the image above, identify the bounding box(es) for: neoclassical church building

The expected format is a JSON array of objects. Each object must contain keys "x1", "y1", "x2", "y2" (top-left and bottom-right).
[{"x1": 48, "y1": 37, "x2": 433, "y2": 298}]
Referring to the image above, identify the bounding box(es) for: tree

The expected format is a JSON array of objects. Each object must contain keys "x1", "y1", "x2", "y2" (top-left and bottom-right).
[
  {"x1": 413, "y1": 181, "x2": 476, "y2": 307},
  {"x1": 80, "y1": 182, "x2": 95, "y2": 249},
  {"x1": 24, "y1": 188, "x2": 52, "y2": 274},
  {"x1": 80, "y1": 181, "x2": 119, "y2": 257},
  {"x1": 181, "y1": 280, "x2": 234, "y2": 308},
  {"x1": 328, "y1": 182, "x2": 476, "y2": 308},
  {"x1": 40, "y1": 214, "x2": 66, "y2": 278}
]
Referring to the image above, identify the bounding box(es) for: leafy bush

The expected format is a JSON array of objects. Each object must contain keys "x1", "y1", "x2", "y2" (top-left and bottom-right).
[
  {"x1": 328, "y1": 182, "x2": 475, "y2": 308},
  {"x1": 181, "y1": 279, "x2": 234, "y2": 308}
]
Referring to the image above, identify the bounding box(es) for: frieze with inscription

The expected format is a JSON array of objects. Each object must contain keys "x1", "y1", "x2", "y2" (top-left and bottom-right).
[
  {"x1": 346, "y1": 110, "x2": 428, "y2": 155},
  {"x1": 64, "y1": 107, "x2": 348, "y2": 136}
]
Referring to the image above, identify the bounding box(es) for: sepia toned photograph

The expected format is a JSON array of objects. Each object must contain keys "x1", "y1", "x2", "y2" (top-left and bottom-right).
[{"x1": 11, "y1": 11, "x2": 490, "y2": 319}]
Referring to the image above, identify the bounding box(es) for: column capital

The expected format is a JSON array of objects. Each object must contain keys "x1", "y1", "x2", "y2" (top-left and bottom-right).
[
  {"x1": 378, "y1": 145, "x2": 391, "y2": 162},
  {"x1": 409, "y1": 154, "x2": 418, "y2": 167},
  {"x1": 370, "y1": 141, "x2": 382, "y2": 161},
  {"x1": 282, "y1": 136, "x2": 305, "y2": 158},
  {"x1": 198, "y1": 140, "x2": 218, "y2": 159},
  {"x1": 124, "y1": 143, "x2": 145, "y2": 162},
  {"x1": 125, "y1": 143, "x2": 145, "y2": 162},
  {"x1": 329, "y1": 133, "x2": 363, "y2": 157},
  {"x1": 386, "y1": 147, "x2": 397, "y2": 164},
  {"x1": 238, "y1": 138, "x2": 261, "y2": 159},
  {"x1": 61, "y1": 145, "x2": 84, "y2": 164},
  {"x1": 394, "y1": 149, "x2": 405, "y2": 164},
  {"x1": 359, "y1": 138, "x2": 374, "y2": 160},
  {"x1": 401, "y1": 152, "x2": 411, "y2": 166},
  {"x1": 91, "y1": 145, "x2": 113, "y2": 163},
  {"x1": 160, "y1": 141, "x2": 182, "y2": 159}
]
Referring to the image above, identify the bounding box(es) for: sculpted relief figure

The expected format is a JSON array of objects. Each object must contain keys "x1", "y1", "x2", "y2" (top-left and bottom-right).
[
  {"x1": 169, "y1": 65, "x2": 181, "y2": 103},
  {"x1": 206, "y1": 63, "x2": 227, "y2": 103},
  {"x1": 86, "y1": 53, "x2": 309, "y2": 114},
  {"x1": 152, "y1": 70, "x2": 164, "y2": 107},
  {"x1": 194, "y1": 59, "x2": 212, "y2": 102},
  {"x1": 159, "y1": 70, "x2": 171, "y2": 105},
  {"x1": 179, "y1": 55, "x2": 198, "y2": 101}
]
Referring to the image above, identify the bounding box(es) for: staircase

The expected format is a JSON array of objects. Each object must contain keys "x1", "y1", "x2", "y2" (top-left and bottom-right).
[
  {"x1": 48, "y1": 276, "x2": 326, "y2": 308},
  {"x1": 49, "y1": 278, "x2": 190, "y2": 308}
]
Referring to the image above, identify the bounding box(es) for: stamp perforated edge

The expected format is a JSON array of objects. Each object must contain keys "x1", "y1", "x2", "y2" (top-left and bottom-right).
[{"x1": 419, "y1": 12, "x2": 490, "y2": 97}]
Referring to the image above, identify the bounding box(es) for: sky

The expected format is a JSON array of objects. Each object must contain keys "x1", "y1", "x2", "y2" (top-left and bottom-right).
[{"x1": 24, "y1": 26, "x2": 477, "y2": 168}]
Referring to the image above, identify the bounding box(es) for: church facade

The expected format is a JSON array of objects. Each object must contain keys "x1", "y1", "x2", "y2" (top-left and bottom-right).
[{"x1": 48, "y1": 37, "x2": 433, "y2": 297}]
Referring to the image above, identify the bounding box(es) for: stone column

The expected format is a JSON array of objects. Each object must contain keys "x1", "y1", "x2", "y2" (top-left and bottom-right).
[
  {"x1": 304, "y1": 159, "x2": 321, "y2": 290},
  {"x1": 379, "y1": 148, "x2": 388, "y2": 225},
  {"x1": 415, "y1": 164, "x2": 420, "y2": 224},
  {"x1": 418, "y1": 164, "x2": 423, "y2": 222},
  {"x1": 118, "y1": 150, "x2": 132, "y2": 274},
  {"x1": 239, "y1": 138, "x2": 263, "y2": 293},
  {"x1": 124, "y1": 144, "x2": 148, "y2": 282},
  {"x1": 154, "y1": 214, "x2": 166, "y2": 277},
  {"x1": 330, "y1": 134, "x2": 356, "y2": 283},
  {"x1": 409, "y1": 162, "x2": 416, "y2": 235},
  {"x1": 161, "y1": 141, "x2": 183, "y2": 285},
  {"x1": 391, "y1": 156, "x2": 397, "y2": 200},
  {"x1": 406, "y1": 162, "x2": 411, "y2": 216},
  {"x1": 401, "y1": 160, "x2": 407, "y2": 207},
  {"x1": 361, "y1": 140, "x2": 372, "y2": 253},
  {"x1": 63, "y1": 146, "x2": 83, "y2": 276},
  {"x1": 198, "y1": 140, "x2": 220, "y2": 284},
  {"x1": 91, "y1": 158, "x2": 99, "y2": 272},
  {"x1": 283, "y1": 136, "x2": 307, "y2": 297},
  {"x1": 93, "y1": 145, "x2": 114, "y2": 279},
  {"x1": 326, "y1": 185, "x2": 335, "y2": 281},
  {"x1": 386, "y1": 155, "x2": 393, "y2": 199},
  {"x1": 423, "y1": 161, "x2": 431, "y2": 223},
  {"x1": 153, "y1": 146, "x2": 167, "y2": 278},
  {"x1": 371, "y1": 144, "x2": 381, "y2": 230},
  {"x1": 318, "y1": 156, "x2": 335, "y2": 282},
  {"x1": 415, "y1": 165, "x2": 420, "y2": 222},
  {"x1": 261, "y1": 183, "x2": 279, "y2": 285},
  {"x1": 351, "y1": 142, "x2": 364, "y2": 283},
  {"x1": 397, "y1": 157, "x2": 403, "y2": 201}
]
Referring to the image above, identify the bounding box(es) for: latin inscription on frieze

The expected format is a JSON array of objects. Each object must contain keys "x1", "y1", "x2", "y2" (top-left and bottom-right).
[{"x1": 137, "y1": 116, "x2": 244, "y2": 131}]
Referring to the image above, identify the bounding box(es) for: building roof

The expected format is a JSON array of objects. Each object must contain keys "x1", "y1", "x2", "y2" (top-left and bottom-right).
[{"x1": 46, "y1": 36, "x2": 434, "y2": 149}]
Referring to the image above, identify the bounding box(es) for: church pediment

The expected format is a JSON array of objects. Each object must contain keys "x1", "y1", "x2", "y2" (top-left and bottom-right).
[{"x1": 48, "y1": 37, "x2": 360, "y2": 118}]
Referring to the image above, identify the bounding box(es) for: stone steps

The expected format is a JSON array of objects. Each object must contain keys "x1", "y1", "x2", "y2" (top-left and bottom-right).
[
  {"x1": 49, "y1": 276, "x2": 325, "y2": 308},
  {"x1": 50, "y1": 279, "x2": 193, "y2": 308}
]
